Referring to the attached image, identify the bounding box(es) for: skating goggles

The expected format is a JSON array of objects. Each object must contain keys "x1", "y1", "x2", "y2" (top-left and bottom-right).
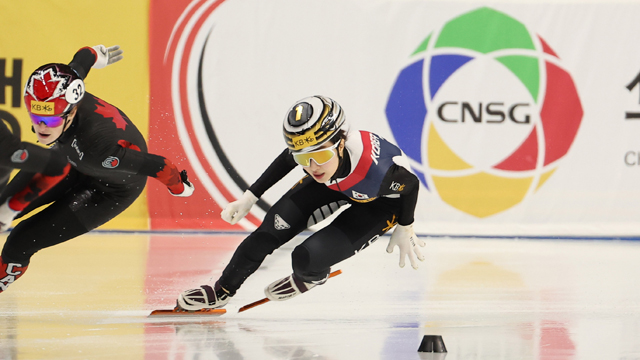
[
  {"x1": 292, "y1": 142, "x2": 340, "y2": 167},
  {"x1": 29, "y1": 113, "x2": 67, "y2": 128}
]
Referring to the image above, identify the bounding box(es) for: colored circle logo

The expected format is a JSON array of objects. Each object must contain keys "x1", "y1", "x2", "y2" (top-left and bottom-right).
[{"x1": 386, "y1": 7, "x2": 583, "y2": 218}]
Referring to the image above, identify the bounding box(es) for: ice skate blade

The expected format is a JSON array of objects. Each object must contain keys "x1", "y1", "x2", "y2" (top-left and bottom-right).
[{"x1": 148, "y1": 308, "x2": 227, "y2": 317}]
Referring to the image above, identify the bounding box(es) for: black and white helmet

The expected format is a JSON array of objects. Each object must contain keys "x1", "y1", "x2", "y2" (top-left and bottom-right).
[{"x1": 283, "y1": 95, "x2": 346, "y2": 153}]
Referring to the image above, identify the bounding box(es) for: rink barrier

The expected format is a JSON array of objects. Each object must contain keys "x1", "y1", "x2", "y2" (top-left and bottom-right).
[{"x1": 88, "y1": 229, "x2": 640, "y2": 241}]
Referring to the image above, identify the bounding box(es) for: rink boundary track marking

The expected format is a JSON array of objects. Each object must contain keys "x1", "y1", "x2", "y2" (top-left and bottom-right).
[{"x1": 86, "y1": 229, "x2": 640, "y2": 241}]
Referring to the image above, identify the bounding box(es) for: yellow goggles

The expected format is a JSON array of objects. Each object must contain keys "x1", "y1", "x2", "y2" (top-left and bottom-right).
[{"x1": 292, "y1": 142, "x2": 340, "y2": 167}]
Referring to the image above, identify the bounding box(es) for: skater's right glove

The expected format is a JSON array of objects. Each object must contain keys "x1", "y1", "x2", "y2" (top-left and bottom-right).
[
  {"x1": 386, "y1": 223, "x2": 426, "y2": 269},
  {"x1": 0, "y1": 201, "x2": 19, "y2": 232},
  {"x1": 91, "y1": 45, "x2": 124, "y2": 69},
  {"x1": 169, "y1": 170, "x2": 195, "y2": 197},
  {"x1": 221, "y1": 190, "x2": 258, "y2": 225}
]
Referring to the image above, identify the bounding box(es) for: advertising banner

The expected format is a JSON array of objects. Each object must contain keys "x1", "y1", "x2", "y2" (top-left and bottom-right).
[{"x1": 148, "y1": 0, "x2": 640, "y2": 237}]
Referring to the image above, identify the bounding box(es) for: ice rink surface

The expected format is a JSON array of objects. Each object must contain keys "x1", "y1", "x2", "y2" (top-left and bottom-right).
[{"x1": 1, "y1": 232, "x2": 640, "y2": 360}]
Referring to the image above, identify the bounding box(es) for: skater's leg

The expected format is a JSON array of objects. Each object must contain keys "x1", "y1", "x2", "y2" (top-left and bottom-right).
[
  {"x1": 218, "y1": 177, "x2": 349, "y2": 293},
  {"x1": 178, "y1": 177, "x2": 349, "y2": 310},
  {"x1": 292, "y1": 200, "x2": 398, "y2": 283},
  {"x1": 0, "y1": 181, "x2": 143, "y2": 293},
  {"x1": 265, "y1": 199, "x2": 401, "y2": 301}
]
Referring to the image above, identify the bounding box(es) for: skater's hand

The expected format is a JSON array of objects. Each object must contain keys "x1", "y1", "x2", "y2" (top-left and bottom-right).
[
  {"x1": 91, "y1": 45, "x2": 124, "y2": 69},
  {"x1": 386, "y1": 223, "x2": 425, "y2": 269},
  {"x1": 0, "y1": 201, "x2": 19, "y2": 232},
  {"x1": 221, "y1": 190, "x2": 258, "y2": 225},
  {"x1": 169, "y1": 170, "x2": 195, "y2": 197}
]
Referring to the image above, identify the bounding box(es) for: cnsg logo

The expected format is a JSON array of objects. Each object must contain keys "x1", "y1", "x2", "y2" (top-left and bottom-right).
[{"x1": 386, "y1": 7, "x2": 583, "y2": 218}]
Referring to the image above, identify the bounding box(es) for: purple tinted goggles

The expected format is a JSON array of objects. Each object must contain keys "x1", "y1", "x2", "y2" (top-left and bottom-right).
[{"x1": 29, "y1": 113, "x2": 66, "y2": 128}]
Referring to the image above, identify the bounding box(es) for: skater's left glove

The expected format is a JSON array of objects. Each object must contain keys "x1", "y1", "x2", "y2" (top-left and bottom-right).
[
  {"x1": 169, "y1": 170, "x2": 195, "y2": 197},
  {"x1": 92, "y1": 45, "x2": 124, "y2": 69},
  {"x1": 0, "y1": 201, "x2": 19, "y2": 232},
  {"x1": 221, "y1": 190, "x2": 258, "y2": 225},
  {"x1": 386, "y1": 223, "x2": 426, "y2": 269}
]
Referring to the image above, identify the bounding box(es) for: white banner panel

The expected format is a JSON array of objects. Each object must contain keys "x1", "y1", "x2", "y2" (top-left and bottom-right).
[{"x1": 178, "y1": 0, "x2": 640, "y2": 237}]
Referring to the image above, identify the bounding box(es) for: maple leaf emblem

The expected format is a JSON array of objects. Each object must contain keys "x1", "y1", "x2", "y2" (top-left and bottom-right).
[
  {"x1": 95, "y1": 98, "x2": 127, "y2": 130},
  {"x1": 31, "y1": 68, "x2": 67, "y2": 101}
]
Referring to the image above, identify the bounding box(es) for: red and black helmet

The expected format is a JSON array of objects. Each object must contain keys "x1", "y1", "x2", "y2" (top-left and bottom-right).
[{"x1": 23, "y1": 63, "x2": 85, "y2": 117}]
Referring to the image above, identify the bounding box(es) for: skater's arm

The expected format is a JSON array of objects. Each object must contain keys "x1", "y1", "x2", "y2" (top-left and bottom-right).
[
  {"x1": 247, "y1": 148, "x2": 298, "y2": 198},
  {"x1": 1, "y1": 122, "x2": 69, "y2": 176},
  {"x1": 3, "y1": 143, "x2": 68, "y2": 176},
  {"x1": 397, "y1": 181, "x2": 418, "y2": 226},
  {"x1": 2, "y1": 164, "x2": 71, "y2": 212},
  {"x1": 68, "y1": 45, "x2": 124, "y2": 80},
  {"x1": 220, "y1": 149, "x2": 297, "y2": 225},
  {"x1": 68, "y1": 47, "x2": 96, "y2": 80},
  {"x1": 134, "y1": 152, "x2": 193, "y2": 196},
  {"x1": 380, "y1": 165, "x2": 425, "y2": 269},
  {"x1": 378, "y1": 165, "x2": 419, "y2": 226},
  {"x1": 0, "y1": 123, "x2": 21, "y2": 167},
  {"x1": 87, "y1": 139, "x2": 193, "y2": 196}
]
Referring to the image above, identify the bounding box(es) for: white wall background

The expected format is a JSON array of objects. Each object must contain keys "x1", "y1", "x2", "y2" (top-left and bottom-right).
[{"x1": 178, "y1": 0, "x2": 640, "y2": 237}]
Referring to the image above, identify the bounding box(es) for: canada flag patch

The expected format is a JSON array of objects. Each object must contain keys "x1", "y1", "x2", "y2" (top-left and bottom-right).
[
  {"x1": 10, "y1": 149, "x2": 28, "y2": 164},
  {"x1": 102, "y1": 156, "x2": 120, "y2": 169}
]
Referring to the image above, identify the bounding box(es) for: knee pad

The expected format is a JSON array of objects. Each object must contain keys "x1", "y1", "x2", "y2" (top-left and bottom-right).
[
  {"x1": 292, "y1": 245, "x2": 311, "y2": 274},
  {"x1": 292, "y1": 245, "x2": 329, "y2": 283}
]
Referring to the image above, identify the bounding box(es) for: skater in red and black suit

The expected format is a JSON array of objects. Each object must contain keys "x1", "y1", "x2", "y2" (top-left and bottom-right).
[
  {"x1": 0, "y1": 45, "x2": 195, "y2": 292},
  {"x1": 177, "y1": 95, "x2": 425, "y2": 311}
]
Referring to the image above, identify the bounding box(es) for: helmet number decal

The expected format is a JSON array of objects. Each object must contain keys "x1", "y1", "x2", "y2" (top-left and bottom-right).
[
  {"x1": 295, "y1": 105, "x2": 303, "y2": 121},
  {"x1": 65, "y1": 79, "x2": 85, "y2": 104}
]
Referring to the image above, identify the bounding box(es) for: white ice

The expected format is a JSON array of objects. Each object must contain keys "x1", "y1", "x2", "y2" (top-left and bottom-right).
[{"x1": 1, "y1": 232, "x2": 640, "y2": 360}]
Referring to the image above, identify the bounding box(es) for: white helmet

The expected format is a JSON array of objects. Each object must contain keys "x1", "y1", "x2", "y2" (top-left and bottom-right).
[{"x1": 282, "y1": 95, "x2": 347, "y2": 153}]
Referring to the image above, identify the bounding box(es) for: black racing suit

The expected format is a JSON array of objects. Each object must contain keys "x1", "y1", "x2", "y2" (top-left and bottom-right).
[
  {"x1": 218, "y1": 130, "x2": 419, "y2": 294},
  {"x1": 0, "y1": 47, "x2": 187, "y2": 267}
]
